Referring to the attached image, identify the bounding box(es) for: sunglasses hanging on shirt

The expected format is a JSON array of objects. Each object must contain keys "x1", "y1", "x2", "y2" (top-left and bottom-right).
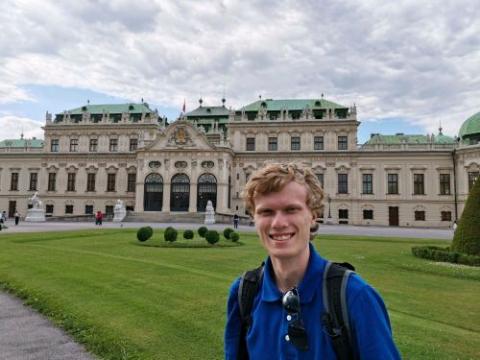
[{"x1": 282, "y1": 287, "x2": 309, "y2": 351}]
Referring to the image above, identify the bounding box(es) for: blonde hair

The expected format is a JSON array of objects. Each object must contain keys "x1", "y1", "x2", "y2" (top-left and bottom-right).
[{"x1": 243, "y1": 163, "x2": 324, "y2": 219}]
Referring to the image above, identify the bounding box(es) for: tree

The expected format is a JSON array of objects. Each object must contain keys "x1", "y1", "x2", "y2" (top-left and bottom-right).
[{"x1": 451, "y1": 177, "x2": 480, "y2": 256}]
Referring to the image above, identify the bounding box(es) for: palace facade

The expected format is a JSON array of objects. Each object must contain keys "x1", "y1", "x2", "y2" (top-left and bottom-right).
[{"x1": 0, "y1": 98, "x2": 479, "y2": 228}]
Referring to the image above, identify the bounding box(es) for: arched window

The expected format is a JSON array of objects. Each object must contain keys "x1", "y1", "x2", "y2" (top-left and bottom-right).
[
  {"x1": 197, "y1": 173, "x2": 217, "y2": 211},
  {"x1": 144, "y1": 173, "x2": 163, "y2": 211},
  {"x1": 170, "y1": 174, "x2": 190, "y2": 211}
]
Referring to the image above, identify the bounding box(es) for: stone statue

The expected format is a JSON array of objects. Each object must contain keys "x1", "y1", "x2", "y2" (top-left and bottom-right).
[
  {"x1": 204, "y1": 200, "x2": 216, "y2": 224},
  {"x1": 25, "y1": 192, "x2": 46, "y2": 222},
  {"x1": 113, "y1": 199, "x2": 127, "y2": 222}
]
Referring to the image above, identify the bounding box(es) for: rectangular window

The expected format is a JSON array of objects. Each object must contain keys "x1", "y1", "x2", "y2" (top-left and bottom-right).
[
  {"x1": 85, "y1": 205, "x2": 94, "y2": 215},
  {"x1": 51, "y1": 139, "x2": 59, "y2": 152},
  {"x1": 246, "y1": 137, "x2": 255, "y2": 151},
  {"x1": 109, "y1": 138, "x2": 118, "y2": 152},
  {"x1": 65, "y1": 205, "x2": 74, "y2": 214},
  {"x1": 415, "y1": 210, "x2": 425, "y2": 221},
  {"x1": 387, "y1": 174, "x2": 399, "y2": 194},
  {"x1": 439, "y1": 174, "x2": 451, "y2": 195},
  {"x1": 291, "y1": 136, "x2": 301, "y2": 151},
  {"x1": 46, "y1": 204, "x2": 54, "y2": 214},
  {"x1": 441, "y1": 211, "x2": 452, "y2": 221},
  {"x1": 70, "y1": 138, "x2": 78, "y2": 152},
  {"x1": 67, "y1": 173, "x2": 76, "y2": 192},
  {"x1": 29, "y1": 173, "x2": 38, "y2": 191},
  {"x1": 363, "y1": 210, "x2": 374, "y2": 220},
  {"x1": 48, "y1": 172, "x2": 56, "y2": 191},
  {"x1": 127, "y1": 173, "x2": 136, "y2": 192},
  {"x1": 338, "y1": 136, "x2": 348, "y2": 150},
  {"x1": 105, "y1": 205, "x2": 114, "y2": 215},
  {"x1": 314, "y1": 136, "x2": 324, "y2": 151},
  {"x1": 339, "y1": 209, "x2": 349, "y2": 219},
  {"x1": 316, "y1": 174, "x2": 324, "y2": 188},
  {"x1": 107, "y1": 173, "x2": 116, "y2": 192},
  {"x1": 129, "y1": 138, "x2": 138, "y2": 151},
  {"x1": 338, "y1": 174, "x2": 348, "y2": 194},
  {"x1": 89, "y1": 138, "x2": 98, "y2": 152},
  {"x1": 87, "y1": 173, "x2": 96, "y2": 192},
  {"x1": 362, "y1": 174, "x2": 373, "y2": 194},
  {"x1": 468, "y1": 172, "x2": 479, "y2": 191},
  {"x1": 268, "y1": 137, "x2": 278, "y2": 151},
  {"x1": 413, "y1": 174, "x2": 425, "y2": 195},
  {"x1": 10, "y1": 172, "x2": 19, "y2": 191}
]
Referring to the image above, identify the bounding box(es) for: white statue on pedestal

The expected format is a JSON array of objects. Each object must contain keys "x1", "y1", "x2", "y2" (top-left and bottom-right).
[
  {"x1": 113, "y1": 199, "x2": 127, "y2": 222},
  {"x1": 204, "y1": 200, "x2": 215, "y2": 224},
  {"x1": 25, "y1": 192, "x2": 46, "y2": 222}
]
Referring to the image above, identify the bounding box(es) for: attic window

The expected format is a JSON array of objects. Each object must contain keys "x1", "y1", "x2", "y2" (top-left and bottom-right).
[
  {"x1": 261, "y1": 101, "x2": 267, "y2": 108},
  {"x1": 129, "y1": 105, "x2": 134, "y2": 111},
  {"x1": 315, "y1": 100, "x2": 321, "y2": 106},
  {"x1": 81, "y1": 106, "x2": 87, "y2": 111},
  {"x1": 206, "y1": 108, "x2": 211, "y2": 113}
]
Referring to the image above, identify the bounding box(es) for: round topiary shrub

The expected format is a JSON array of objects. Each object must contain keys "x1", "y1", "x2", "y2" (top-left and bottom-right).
[
  {"x1": 164, "y1": 227, "x2": 178, "y2": 242},
  {"x1": 229, "y1": 231, "x2": 240, "y2": 242},
  {"x1": 205, "y1": 230, "x2": 219, "y2": 245},
  {"x1": 198, "y1": 226, "x2": 208, "y2": 238},
  {"x1": 183, "y1": 229, "x2": 194, "y2": 240},
  {"x1": 137, "y1": 226, "x2": 153, "y2": 242},
  {"x1": 223, "y1": 227, "x2": 234, "y2": 239}
]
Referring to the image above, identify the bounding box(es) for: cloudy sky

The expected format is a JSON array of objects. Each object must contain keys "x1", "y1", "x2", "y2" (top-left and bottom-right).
[{"x1": 1, "y1": 0, "x2": 479, "y2": 143}]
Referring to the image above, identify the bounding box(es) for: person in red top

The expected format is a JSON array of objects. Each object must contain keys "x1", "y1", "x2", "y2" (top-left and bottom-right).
[{"x1": 95, "y1": 211, "x2": 103, "y2": 226}]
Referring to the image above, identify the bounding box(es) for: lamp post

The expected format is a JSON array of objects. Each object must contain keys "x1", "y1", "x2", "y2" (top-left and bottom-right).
[{"x1": 326, "y1": 195, "x2": 332, "y2": 224}]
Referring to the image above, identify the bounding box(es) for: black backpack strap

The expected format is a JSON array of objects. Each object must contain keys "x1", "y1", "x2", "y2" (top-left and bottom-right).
[
  {"x1": 237, "y1": 263, "x2": 264, "y2": 360},
  {"x1": 322, "y1": 261, "x2": 357, "y2": 360}
]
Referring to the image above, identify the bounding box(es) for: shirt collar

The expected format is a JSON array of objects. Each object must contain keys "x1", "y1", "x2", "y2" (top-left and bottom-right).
[{"x1": 260, "y1": 243, "x2": 327, "y2": 303}]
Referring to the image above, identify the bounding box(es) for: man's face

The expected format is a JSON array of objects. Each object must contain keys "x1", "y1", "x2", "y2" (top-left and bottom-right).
[{"x1": 253, "y1": 181, "x2": 316, "y2": 261}]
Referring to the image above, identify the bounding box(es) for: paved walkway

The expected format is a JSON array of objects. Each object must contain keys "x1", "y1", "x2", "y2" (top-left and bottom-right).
[
  {"x1": 0, "y1": 292, "x2": 95, "y2": 360},
  {"x1": 0, "y1": 219, "x2": 452, "y2": 360},
  {"x1": 0, "y1": 219, "x2": 454, "y2": 240}
]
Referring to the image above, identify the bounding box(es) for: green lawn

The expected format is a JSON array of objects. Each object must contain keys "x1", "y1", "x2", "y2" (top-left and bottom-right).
[{"x1": 0, "y1": 229, "x2": 479, "y2": 359}]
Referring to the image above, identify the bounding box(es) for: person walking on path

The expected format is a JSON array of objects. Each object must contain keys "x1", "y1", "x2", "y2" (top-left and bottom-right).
[
  {"x1": 233, "y1": 214, "x2": 239, "y2": 229},
  {"x1": 95, "y1": 211, "x2": 103, "y2": 226},
  {"x1": 14, "y1": 212, "x2": 20, "y2": 226}
]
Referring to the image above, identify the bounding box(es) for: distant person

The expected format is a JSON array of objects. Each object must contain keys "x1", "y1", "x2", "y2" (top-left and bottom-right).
[
  {"x1": 95, "y1": 211, "x2": 103, "y2": 226},
  {"x1": 1, "y1": 211, "x2": 7, "y2": 222},
  {"x1": 14, "y1": 212, "x2": 20, "y2": 225},
  {"x1": 233, "y1": 213, "x2": 239, "y2": 229},
  {"x1": 452, "y1": 220, "x2": 458, "y2": 232}
]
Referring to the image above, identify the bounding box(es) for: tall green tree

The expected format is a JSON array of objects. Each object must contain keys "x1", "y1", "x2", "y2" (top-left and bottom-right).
[{"x1": 451, "y1": 177, "x2": 480, "y2": 255}]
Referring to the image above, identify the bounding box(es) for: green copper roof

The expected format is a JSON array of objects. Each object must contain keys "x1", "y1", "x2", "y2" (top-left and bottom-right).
[
  {"x1": 185, "y1": 106, "x2": 230, "y2": 117},
  {"x1": 242, "y1": 98, "x2": 347, "y2": 111},
  {"x1": 459, "y1": 112, "x2": 480, "y2": 139},
  {"x1": 365, "y1": 132, "x2": 455, "y2": 145},
  {"x1": 62, "y1": 103, "x2": 154, "y2": 115},
  {"x1": 0, "y1": 138, "x2": 44, "y2": 148}
]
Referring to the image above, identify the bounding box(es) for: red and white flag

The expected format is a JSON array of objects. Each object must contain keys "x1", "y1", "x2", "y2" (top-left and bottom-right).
[{"x1": 182, "y1": 99, "x2": 186, "y2": 113}]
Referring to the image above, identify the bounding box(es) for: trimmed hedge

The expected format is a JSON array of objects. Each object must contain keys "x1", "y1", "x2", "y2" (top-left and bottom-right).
[
  {"x1": 205, "y1": 230, "x2": 220, "y2": 245},
  {"x1": 412, "y1": 246, "x2": 480, "y2": 267},
  {"x1": 451, "y1": 176, "x2": 480, "y2": 256},
  {"x1": 183, "y1": 229, "x2": 194, "y2": 240},
  {"x1": 198, "y1": 226, "x2": 208, "y2": 238},
  {"x1": 223, "y1": 227, "x2": 234, "y2": 239},
  {"x1": 164, "y1": 227, "x2": 178, "y2": 243},
  {"x1": 229, "y1": 231, "x2": 240, "y2": 242},
  {"x1": 137, "y1": 226, "x2": 153, "y2": 242}
]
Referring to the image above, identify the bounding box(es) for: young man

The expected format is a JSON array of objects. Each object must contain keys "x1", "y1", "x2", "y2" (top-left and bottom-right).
[{"x1": 225, "y1": 163, "x2": 400, "y2": 359}]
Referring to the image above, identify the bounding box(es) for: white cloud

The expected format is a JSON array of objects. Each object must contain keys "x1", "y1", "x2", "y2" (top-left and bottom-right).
[
  {"x1": 0, "y1": 0, "x2": 479, "y2": 136},
  {"x1": 0, "y1": 116, "x2": 44, "y2": 140}
]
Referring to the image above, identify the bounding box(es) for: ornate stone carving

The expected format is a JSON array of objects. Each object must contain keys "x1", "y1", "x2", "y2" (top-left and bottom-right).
[
  {"x1": 201, "y1": 161, "x2": 214, "y2": 168},
  {"x1": 168, "y1": 127, "x2": 193, "y2": 146},
  {"x1": 149, "y1": 161, "x2": 161, "y2": 169},
  {"x1": 175, "y1": 161, "x2": 188, "y2": 169}
]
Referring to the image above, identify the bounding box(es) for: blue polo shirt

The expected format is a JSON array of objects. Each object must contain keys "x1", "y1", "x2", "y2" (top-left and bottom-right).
[{"x1": 225, "y1": 243, "x2": 401, "y2": 359}]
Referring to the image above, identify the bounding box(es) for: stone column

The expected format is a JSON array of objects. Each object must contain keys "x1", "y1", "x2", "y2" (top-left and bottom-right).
[
  {"x1": 189, "y1": 182, "x2": 197, "y2": 212},
  {"x1": 135, "y1": 179, "x2": 144, "y2": 212},
  {"x1": 163, "y1": 182, "x2": 171, "y2": 212}
]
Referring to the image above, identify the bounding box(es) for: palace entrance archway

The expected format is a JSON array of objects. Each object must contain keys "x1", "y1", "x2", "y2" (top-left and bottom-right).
[
  {"x1": 170, "y1": 174, "x2": 190, "y2": 211},
  {"x1": 144, "y1": 173, "x2": 163, "y2": 211},
  {"x1": 197, "y1": 173, "x2": 217, "y2": 211}
]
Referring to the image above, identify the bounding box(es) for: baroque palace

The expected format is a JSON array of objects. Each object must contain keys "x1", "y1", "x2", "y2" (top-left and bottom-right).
[{"x1": 0, "y1": 97, "x2": 479, "y2": 228}]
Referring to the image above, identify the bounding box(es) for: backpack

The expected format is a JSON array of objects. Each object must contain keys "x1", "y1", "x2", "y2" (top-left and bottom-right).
[{"x1": 237, "y1": 261, "x2": 356, "y2": 360}]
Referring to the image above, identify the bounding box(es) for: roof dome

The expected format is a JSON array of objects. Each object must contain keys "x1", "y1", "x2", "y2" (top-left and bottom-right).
[{"x1": 459, "y1": 112, "x2": 480, "y2": 141}]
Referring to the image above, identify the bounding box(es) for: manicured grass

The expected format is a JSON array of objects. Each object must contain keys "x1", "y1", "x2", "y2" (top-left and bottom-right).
[{"x1": 0, "y1": 229, "x2": 479, "y2": 359}]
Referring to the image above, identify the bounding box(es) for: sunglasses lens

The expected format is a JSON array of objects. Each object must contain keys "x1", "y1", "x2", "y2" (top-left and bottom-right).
[
  {"x1": 282, "y1": 289, "x2": 300, "y2": 313},
  {"x1": 289, "y1": 323, "x2": 309, "y2": 351}
]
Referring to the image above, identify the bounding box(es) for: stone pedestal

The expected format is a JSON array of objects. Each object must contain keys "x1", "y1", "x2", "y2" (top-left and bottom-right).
[
  {"x1": 204, "y1": 200, "x2": 215, "y2": 224},
  {"x1": 25, "y1": 208, "x2": 46, "y2": 222}
]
